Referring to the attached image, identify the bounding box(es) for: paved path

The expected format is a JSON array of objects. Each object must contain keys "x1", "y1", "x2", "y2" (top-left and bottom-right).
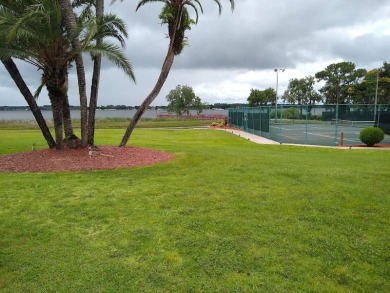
[{"x1": 215, "y1": 128, "x2": 279, "y2": 145}]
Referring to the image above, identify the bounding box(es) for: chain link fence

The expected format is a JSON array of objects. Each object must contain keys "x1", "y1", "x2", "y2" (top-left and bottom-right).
[{"x1": 228, "y1": 104, "x2": 390, "y2": 146}]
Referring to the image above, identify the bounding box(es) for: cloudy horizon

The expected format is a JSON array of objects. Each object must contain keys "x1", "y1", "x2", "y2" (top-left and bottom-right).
[{"x1": 1, "y1": 0, "x2": 389, "y2": 107}]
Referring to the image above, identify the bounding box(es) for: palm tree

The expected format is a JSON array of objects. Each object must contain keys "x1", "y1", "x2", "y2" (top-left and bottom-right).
[
  {"x1": 1, "y1": 58, "x2": 56, "y2": 148},
  {"x1": 82, "y1": 0, "x2": 129, "y2": 146},
  {"x1": 0, "y1": 0, "x2": 135, "y2": 149},
  {"x1": 115, "y1": 0, "x2": 235, "y2": 147},
  {"x1": 0, "y1": 0, "x2": 72, "y2": 149},
  {"x1": 82, "y1": 0, "x2": 104, "y2": 147},
  {"x1": 60, "y1": 0, "x2": 89, "y2": 147},
  {"x1": 87, "y1": 0, "x2": 104, "y2": 146},
  {"x1": 62, "y1": 0, "x2": 135, "y2": 147}
]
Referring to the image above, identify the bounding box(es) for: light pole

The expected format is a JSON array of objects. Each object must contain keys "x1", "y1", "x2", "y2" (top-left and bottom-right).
[
  {"x1": 274, "y1": 68, "x2": 285, "y2": 123},
  {"x1": 374, "y1": 69, "x2": 379, "y2": 123}
]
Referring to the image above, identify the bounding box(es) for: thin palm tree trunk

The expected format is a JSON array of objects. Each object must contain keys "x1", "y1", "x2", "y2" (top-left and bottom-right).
[
  {"x1": 60, "y1": 0, "x2": 88, "y2": 147},
  {"x1": 119, "y1": 4, "x2": 183, "y2": 147},
  {"x1": 119, "y1": 49, "x2": 175, "y2": 147},
  {"x1": 87, "y1": 0, "x2": 104, "y2": 146},
  {"x1": 49, "y1": 94, "x2": 64, "y2": 150},
  {"x1": 62, "y1": 93, "x2": 74, "y2": 138},
  {"x1": 2, "y1": 59, "x2": 56, "y2": 148}
]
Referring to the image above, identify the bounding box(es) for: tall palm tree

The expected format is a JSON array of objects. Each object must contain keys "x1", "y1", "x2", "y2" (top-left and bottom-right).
[
  {"x1": 116, "y1": 0, "x2": 235, "y2": 147},
  {"x1": 87, "y1": 0, "x2": 104, "y2": 146},
  {"x1": 0, "y1": 0, "x2": 135, "y2": 149},
  {"x1": 63, "y1": 0, "x2": 135, "y2": 147},
  {"x1": 60, "y1": 0, "x2": 89, "y2": 147}
]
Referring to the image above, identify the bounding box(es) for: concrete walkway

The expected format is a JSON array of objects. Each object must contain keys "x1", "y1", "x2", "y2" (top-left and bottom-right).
[{"x1": 216, "y1": 128, "x2": 279, "y2": 145}]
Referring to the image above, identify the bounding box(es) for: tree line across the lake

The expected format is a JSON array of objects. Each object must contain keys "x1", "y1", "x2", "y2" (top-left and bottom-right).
[{"x1": 0, "y1": 103, "x2": 239, "y2": 112}]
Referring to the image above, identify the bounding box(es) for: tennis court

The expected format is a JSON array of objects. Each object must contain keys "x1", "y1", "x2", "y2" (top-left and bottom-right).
[
  {"x1": 269, "y1": 120, "x2": 386, "y2": 146},
  {"x1": 229, "y1": 105, "x2": 390, "y2": 146}
]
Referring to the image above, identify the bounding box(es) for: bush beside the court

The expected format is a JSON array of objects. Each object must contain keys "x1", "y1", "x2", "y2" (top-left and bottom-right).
[
  {"x1": 359, "y1": 127, "x2": 385, "y2": 146},
  {"x1": 282, "y1": 108, "x2": 300, "y2": 119},
  {"x1": 310, "y1": 114, "x2": 322, "y2": 120}
]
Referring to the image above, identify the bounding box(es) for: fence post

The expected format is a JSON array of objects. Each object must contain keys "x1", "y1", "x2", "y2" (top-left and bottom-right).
[
  {"x1": 377, "y1": 104, "x2": 381, "y2": 127},
  {"x1": 305, "y1": 105, "x2": 308, "y2": 145},
  {"x1": 279, "y1": 104, "x2": 283, "y2": 143},
  {"x1": 334, "y1": 104, "x2": 339, "y2": 146}
]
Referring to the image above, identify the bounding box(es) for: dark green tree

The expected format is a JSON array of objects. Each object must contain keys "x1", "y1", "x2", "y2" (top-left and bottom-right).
[
  {"x1": 283, "y1": 76, "x2": 322, "y2": 105},
  {"x1": 378, "y1": 62, "x2": 390, "y2": 104},
  {"x1": 166, "y1": 85, "x2": 206, "y2": 116},
  {"x1": 350, "y1": 69, "x2": 379, "y2": 104},
  {"x1": 247, "y1": 88, "x2": 275, "y2": 107},
  {"x1": 193, "y1": 96, "x2": 207, "y2": 114},
  {"x1": 283, "y1": 76, "x2": 322, "y2": 116},
  {"x1": 315, "y1": 61, "x2": 366, "y2": 104},
  {"x1": 342, "y1": 62, "x2": 390, "y2": 105},
  {"x1": 358, "y1": 63, "x2": 390, "y2": 104}
]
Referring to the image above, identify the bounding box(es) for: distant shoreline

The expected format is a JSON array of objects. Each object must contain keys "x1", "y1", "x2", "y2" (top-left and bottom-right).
[{"x1": 0, "y1": 109, "x2": 228, "y2": 121}]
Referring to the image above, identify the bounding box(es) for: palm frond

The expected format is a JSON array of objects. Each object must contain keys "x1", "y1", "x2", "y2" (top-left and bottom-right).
[
  {"x1": 34, "y1": 81, "x2": 45, "y2": 99},
  {"x1": 84, "y1": 41, "x2": 135, "y2": 82},
  {"x1": 0, "y1": 46, "x2": 42, "y2": 69},
  {"x1": 100, "y1": 13, "x2": 128, "y2": 39},
  {"x1": 191, "y1": 0, "x2": 203, "y2": 14},
  {"x1": 210, "y1": 0, "x2": 222, "y2": 14},
  {"x1": 72, "y1": 0, "x2": 95, "y2": 8},
  {"x1": 183, "y1": 1, "x2": 200, "y2": 23},
  {"x1": 229, "y1": 0, "x2": 235, "y2": 11},
  {"x1": 136, "y1": 0, "x2": 168, "y2": 12}
]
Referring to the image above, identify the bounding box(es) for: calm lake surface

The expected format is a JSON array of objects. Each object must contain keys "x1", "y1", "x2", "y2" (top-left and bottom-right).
[{"x1": 0, "y1": 109, "x2": 228, "y2": 121}]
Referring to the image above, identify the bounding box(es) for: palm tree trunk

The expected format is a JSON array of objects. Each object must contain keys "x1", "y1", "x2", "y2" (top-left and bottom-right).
[
  {"x1": 119, "y1": 4, "x2": 183, "y2": 147},
  {"x1": 62, "y1": 93, "x2": 74, "y2": 138},
  {"x1": 1, "y1": 58, "x2": 56, "y2": 148},
  {"x1": 87, "y1": 0, "x2": 104, "y2": 146},
  {"x1": 119, "y1": 49, "x2": 175, "y2": 147},
  {"x1": 60, "y1": 0, "x2": 88, "y2": 147},
  {"x1": 49, "y1": 94, "x2": 64, "y2": 150}
]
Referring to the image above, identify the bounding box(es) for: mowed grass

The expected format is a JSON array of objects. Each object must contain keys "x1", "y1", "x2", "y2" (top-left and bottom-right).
[{"x1": 0, "y1": 127, "x2": 389, "y2": 292}]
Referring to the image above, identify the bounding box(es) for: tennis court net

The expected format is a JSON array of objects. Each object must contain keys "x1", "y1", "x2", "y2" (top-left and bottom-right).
[{"x1": 330, "y1": 119, "x2": 376, "y2": 128}]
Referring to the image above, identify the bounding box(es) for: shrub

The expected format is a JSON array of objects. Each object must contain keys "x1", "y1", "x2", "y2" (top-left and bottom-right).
[
  {"x1": 282, "y1": 108, "x2": 300, "y2": 119},
  {"x1": 210, "y1": 121, "x2": 226, "y2": 128},
  {"x1": 269, "y1": 109, "x2": 282, "y2": 119},
  {"x1": 359, "y1": 127, "x2": 385, "y2": 146}
]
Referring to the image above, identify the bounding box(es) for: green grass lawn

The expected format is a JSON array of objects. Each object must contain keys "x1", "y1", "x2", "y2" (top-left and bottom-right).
[{"x1": 0, "y1": 127, "x2": 389, "y2": 292}]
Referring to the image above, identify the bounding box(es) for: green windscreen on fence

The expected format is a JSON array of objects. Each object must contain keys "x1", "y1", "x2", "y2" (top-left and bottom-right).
[{"x1": 228, "y1": 104, "x2": 390, "y2": 146}]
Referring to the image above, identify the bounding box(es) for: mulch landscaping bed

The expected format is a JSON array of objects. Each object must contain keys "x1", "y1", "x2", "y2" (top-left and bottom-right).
[{"x1": 0, "y1": 146, "x2": 174, "y2": 173}]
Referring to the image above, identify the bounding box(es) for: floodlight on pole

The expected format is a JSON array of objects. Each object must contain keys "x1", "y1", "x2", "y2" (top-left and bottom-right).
[{"x1": 274, "y1": 68, "x2": 285, "y2": 123}]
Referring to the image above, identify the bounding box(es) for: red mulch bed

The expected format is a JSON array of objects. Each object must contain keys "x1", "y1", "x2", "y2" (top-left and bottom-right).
[{"x1": 0, "y1": 146, "x2": 174, "y2": 173}]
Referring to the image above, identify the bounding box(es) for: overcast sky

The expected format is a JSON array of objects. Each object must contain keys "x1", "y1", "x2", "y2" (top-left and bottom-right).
[{"x1": 1, "y1": 0, "x2": 390, "y2": 107}]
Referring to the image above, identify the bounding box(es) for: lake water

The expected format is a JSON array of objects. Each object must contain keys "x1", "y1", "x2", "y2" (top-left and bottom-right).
[{"x1": 0, "y1": 109, "x2": 228, "y2": 121}]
